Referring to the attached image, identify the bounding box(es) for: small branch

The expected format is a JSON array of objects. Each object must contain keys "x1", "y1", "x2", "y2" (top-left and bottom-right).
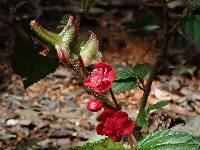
[
  {"x1": 109, "y1": 89, "x2": 120, "y2": 110},
  {"x1": 169, "y1": 7, "x2": 188, "y2": 34},
  {"x1": 137, "y1": 78, "x2": 145, "y2": 90},
  {"x1": 138, "y1": 85, "x2": 144, "y2": 91},
  {"x1": 128, "y1": 135, "x2": 135, "y2": 150},
  {"x1": 137, "y1": 0, "x2": 169, "y2": 119}
]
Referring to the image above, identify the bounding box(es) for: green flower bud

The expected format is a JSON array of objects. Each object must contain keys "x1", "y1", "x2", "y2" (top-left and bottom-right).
[
  {"x1": 80, "y1": 32, "x2": 102, "y2": 67},
  {"x1": 30, "y1": 16, "x2": 79, "y2": 61}
]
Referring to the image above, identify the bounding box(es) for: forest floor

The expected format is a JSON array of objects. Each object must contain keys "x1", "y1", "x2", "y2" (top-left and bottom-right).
[{"x1": 0, "y1": 0, "x2": 200, "y2": 149}]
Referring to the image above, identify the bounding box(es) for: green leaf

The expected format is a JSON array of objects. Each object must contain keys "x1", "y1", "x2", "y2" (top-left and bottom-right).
[
  {"x1": 72, "y1": 138, "x2": 125, "y2": 150},
  {"x1": 137, "y1": 101, "x2": 168, "y2": 129},
  {"x1": 180, "y1": 66, "x2": 197, "y2": 76},
  {"x1": 146, "y1": 101, "x2": 168, "y2": 114},
  {"x1": 132, "y1": 64, "x2": 151, "y2": 78},
  {"x1": 112, "y1": 78, "x2": 138, "y2": 93},
  {"x1": 184, "y1": 0, "x2": 200, "y2": 10},
  {"x1": 182, "y1": 15, "x2": 200, "y2": 46},
  {"x1": 137, "y1": 110, "x2": 148, "y2": 129},
  {"x1": 136, "y1": 129, "x2": 200, "y2": 150},
  {"x1": 116, "y1": 69, "x2": 135, "y2": 80},
  {"x1": 116, "y1": 64, "x2": 150, "y2": 81},
  {"x1": 125, "y1": 11, "x2": 160, "y2": 31},
  {"x1": 12, "y1": 34, "x2": 59, "y2": 89}
]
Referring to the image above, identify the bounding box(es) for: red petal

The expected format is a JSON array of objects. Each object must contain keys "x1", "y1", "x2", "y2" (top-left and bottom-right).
[
  {"x1": 98, "y1": 109, "x2": 115, "y2": 122},
  {"x1": 96, "y1": 123, "x2": 105, "y2": 135},
  {"x1": 86, "y1": 99, "x2": 104, "y2": 112},
  {"x1": 113, "y1": 111, "x2": 128, "y2": 123},
  {"x1": 122, "y1": 120, "x2": 136, "y2": 135},
  {"x1": 109, "y1": 135, "x2": 122, "y2": 142},
  {"x1": 95, "y1": 62, "x2": 112, "y2": 72},
  {"x1": 106, "y1": 71, "x2": 116, "y2": 82},
  {"x1": 95, "y1": 80, "x2": 112, "y2": 93},
  {"x1": 84, "y1": 77, "x2": 95, "y2": 88}
]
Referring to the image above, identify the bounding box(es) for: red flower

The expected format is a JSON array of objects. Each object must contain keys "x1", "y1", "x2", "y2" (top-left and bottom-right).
[
  {"x1": 98, "y1": 109, "x2": 115, "y2": 122},
  {"x1": 86, "y1": 99, "x2": 104, "y2": 112},
  {"x1": 96, "y1": 110, "x2": 136, "y2": 142},
  {"x1": 84, "y1": 62, "x2": 116, "y2": 93}
]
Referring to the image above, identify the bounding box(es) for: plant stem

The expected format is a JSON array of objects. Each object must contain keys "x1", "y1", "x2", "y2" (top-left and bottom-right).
[
  {"x1": 137, "y1": 0, "x2": 169, "y2": 120},
  {"x1": 169, "y1": 7, "x2": 188, "y2": 34},
  {"x1": 109, "y1": 89, "x2": 120, "y2": 110},
  {"x1": 128, "y1": 135, "x2": 136, "y2": 150}
]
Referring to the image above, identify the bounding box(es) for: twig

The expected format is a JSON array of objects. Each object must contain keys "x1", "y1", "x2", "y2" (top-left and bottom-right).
[
  {"x1": 169, "y1": 7, "x2": 188, "y2": 34},
  {"x1": 109, "y1": 89, "x2": 120, "y2": 110},
  {"x1": 137, "y1": 0, "x2": 169, "y2": 119},
  {"x1": 128, "y1": 134, "x2": 137, "y2": 150}
]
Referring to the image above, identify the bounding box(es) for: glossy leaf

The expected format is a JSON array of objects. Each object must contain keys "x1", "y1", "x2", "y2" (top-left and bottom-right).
[
  {"x1": 182, "y1": 16, "x2": 200, "y2": 46},
  {"x1": 112, "y1": 78, "x2": 138, "y2": 93},
  {"x1": 136, "y1": 130, "x2": 200, "y2": 150}
]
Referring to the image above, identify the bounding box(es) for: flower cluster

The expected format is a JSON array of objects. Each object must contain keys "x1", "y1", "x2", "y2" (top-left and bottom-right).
[
  {"x1": 84, "y1": 62, "x2": 136, "y2": 142},
  {"x1": 96, "y1": 109, "x2": 136, "y2": 142},
  {"x1": 84, "y1": 62, "x2": 116, "y2": 93}
]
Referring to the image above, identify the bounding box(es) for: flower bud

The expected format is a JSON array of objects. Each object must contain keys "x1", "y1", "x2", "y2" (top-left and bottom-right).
[
  {"x1": 86, "y1": 99, "x2": 104, "y2": 112},
  {"x1": 80, "y1": 32, "x2": 102, "y2": 67},
  {"x1": 30, "y1": 16, "x2": 79, "y2": 63}
]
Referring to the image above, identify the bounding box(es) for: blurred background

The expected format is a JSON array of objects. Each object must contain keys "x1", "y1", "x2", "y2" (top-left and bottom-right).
[{"x1": 0, "y1": 0, "x2": 200, "y2": 149}]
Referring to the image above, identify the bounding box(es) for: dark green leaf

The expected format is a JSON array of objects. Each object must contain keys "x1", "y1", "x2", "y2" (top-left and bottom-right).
[
  {"x1": 146, "y1": 101, "x2": 168, "y2": 114},
  {"x1": 136, "y1": 129, "x2": 200, "y2": 150},
  {"x1": 132, "y1": 64, "x2": 151, "y2": 78},
  {"x1": 72, "y1": 138, "x2": 125, "y2": 150},
  {"x1": 116, "y1": 69, "x2": 135, "y2": 80},
  {"x1": 125, "y1": 11, "x2": 160, "y2": 31},
  {"x1": 182, "y1": 15, "x2": 200, "y2": 46},
  {"x1": 112, "y1": 78, "x2": 138, "y2": 93},
  {"x1": 137, "y1": 110, "x2": 148, "y2": 129},
  {"x1": 184, "y1": 0, "x2": 200, "y2": 10},
  {"x1": 12, "y1": 34, "x2": 59, "y2": 89},
  {"x1": 115, "y1": 64, "x2": 150, "y2": 81},
  {"x1": 137, "y1": 101, "x2": 168, "y2": 129}
]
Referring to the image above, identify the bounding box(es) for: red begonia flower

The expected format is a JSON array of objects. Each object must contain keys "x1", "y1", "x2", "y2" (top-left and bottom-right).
[
  {"x1": 84, "y1": 62, "x2": 116, "y2": 93},
  {"x1": 98, "y1": 109, "x2": 115, "y2": 122},
  {"x1": 96, "y1": 109, "x2": 136, "y2": 142},
  {"x1": 86, "y1": 99, "x2": 104, "y2": 112}
]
